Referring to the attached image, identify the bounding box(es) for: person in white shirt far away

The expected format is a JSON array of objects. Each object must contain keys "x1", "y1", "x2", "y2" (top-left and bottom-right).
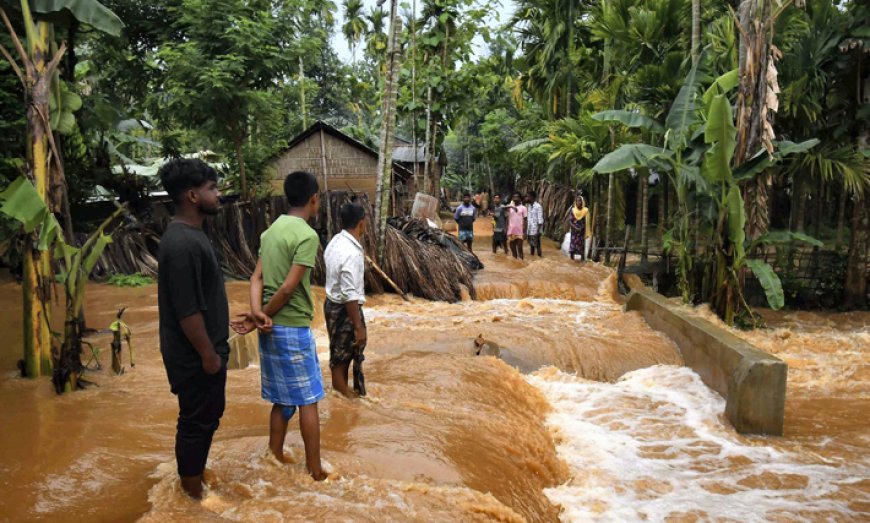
[
  {"x1": 526, "y1": 191, "x2": 545, "y2": 257},
  {"x1": 323, "y1": 203, "x2": 368, "y2": 397}
]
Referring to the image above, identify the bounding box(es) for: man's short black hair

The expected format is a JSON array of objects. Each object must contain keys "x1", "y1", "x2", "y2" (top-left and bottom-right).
[
  {"x1": 158, "y1": 158, "x2": 219, "y2": 204},
  {"x1": 529, "y1": 191, "x2": 537, "y2": 198},
  {"x1": 463, "y1": 192, "x2": 471, "y2": 198},
  {"x1": 284, "y1": 171, "x2": 319, "y2": 207},
  {"x1": 341, "y1": 203, "x2": 366, "y2": 230}
]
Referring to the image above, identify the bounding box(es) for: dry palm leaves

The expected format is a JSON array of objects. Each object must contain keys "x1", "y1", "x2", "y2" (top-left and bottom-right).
[{"x1": 94, "y1": 191, "x2": 479, "y2": 302}]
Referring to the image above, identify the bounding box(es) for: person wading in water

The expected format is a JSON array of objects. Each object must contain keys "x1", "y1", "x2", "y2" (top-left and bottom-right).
[
  {"x1": 526, "y1": 191, "x2": 544, "y2": 257},
  {"x1": 454, "y1": 193, "x2": 478, "y2": 252},
  {"x1": 491, "y1": 194, "x2": 509, "y2": 254},
  {"x1": 323, "y1": 203, "x2": 368, "y2": 397},
  {"x1": 249, "y1": 171, "x2": 328, "y2": 481},
  {"x1": 156, "y1": 158, "x2": 261, "y2": 499},
  {"x1": 567, "y1": 195, "x2": 590, "y2": 261},
  {"x1": 506, "y1": 192, "x2": 528, "y2": 259}
]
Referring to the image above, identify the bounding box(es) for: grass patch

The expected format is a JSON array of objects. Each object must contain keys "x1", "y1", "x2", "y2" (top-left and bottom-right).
[{"x1": 106, "y1": 273, "x2": 154, "y2": 287}]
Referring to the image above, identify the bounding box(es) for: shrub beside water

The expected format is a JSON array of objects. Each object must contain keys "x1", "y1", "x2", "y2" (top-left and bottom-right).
[{"x1": 107, "y1": 273, "x2": 154, "y2": 287}]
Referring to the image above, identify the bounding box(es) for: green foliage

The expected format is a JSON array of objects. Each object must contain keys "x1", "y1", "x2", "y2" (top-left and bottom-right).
[
  {"x1": 746, "y1": 259, "x2": 784, "y2": 311},
  {"x1": 106, "y1": 272, "x2": 154, "y2": 287},
  {"x1": 33, "y1": 0, "x2": 124, "y2": 36},
  {"x1": 702, "y1": 95, "x2": 736, "y2": 183},
  {"x1": 592, "y1": 110, "x2": 664, "y2": 133},
  {"x1": 594, "y1": 144, "x2": 671, "y2": 174}
]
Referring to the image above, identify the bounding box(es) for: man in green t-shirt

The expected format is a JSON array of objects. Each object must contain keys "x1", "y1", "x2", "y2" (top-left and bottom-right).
[{"x1": 249, "y1": 170, "x2": 327, "y2": 481}]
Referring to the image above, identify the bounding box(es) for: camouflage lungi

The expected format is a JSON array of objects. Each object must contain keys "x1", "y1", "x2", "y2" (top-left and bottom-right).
[{"x1": 324, "y1": 298, "x2": 367, "y2": 396}]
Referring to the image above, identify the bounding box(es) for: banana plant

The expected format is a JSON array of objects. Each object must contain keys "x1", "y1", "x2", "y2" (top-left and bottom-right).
[
  {"x1": 0, "y1": 176, "x2": 124, "y2": 391},
  {"x1": 594, "y1": 64, "x2": 819, "y2": 324},
  {"x1": 0, "y1": 0, "x2": 122, "y2": 379}
]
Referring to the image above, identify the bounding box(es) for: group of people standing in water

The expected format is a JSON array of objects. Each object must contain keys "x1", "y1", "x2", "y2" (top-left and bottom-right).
[
  {"x1": 155, "y1": 155, "x2": 596, "y2": 501},
  {"x1": 454, "y1": 190, "x2": 592, "y2": 261},
  {"x1": 156, "y1": 158, "x2": 369, "y2": 499}
]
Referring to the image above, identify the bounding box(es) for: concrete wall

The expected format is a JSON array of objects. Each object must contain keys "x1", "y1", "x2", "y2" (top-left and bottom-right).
[
  {"x1": 227, "y1": 332, "x2": 259, "y2": 370},
  {"x1": 268, "y1": 132, "x2": 379, "y2": 200},
  {"x1": 625, "y1": 289, "x2": 787, "y2": 436}
]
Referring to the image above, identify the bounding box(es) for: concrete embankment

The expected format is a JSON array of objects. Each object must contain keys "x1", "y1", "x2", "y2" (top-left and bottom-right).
[{"x1": 625, "y1": 289, "x2": 787, "y2": 436}]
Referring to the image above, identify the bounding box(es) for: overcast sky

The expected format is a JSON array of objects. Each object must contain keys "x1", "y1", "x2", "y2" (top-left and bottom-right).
[{"x1": 330, "y1": 0, "x2": 515, "y2": 63}]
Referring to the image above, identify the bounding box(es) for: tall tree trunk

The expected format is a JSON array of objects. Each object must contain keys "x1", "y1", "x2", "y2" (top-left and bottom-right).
[
  {"x1": 423, "y1": 86, "x2": 433, "y2": 195},
  {"x1": 374, "y1": 0, "x2": 402, "y2": 264},
  {"x1": 232, "y1": 126, "x2": 248, "y2": 199},
  {"x1": 605, "y1": 172, "x2": 614, "y2": 264},
  {"x1": 835, "y1": 187, "x2": 847, "y2": 248},
  {"x1": 844, "y1": 193, "x2": 868, "y2": 308},
  {"x1": 736, "y1": 0, "x2": 774, "y2": 242},
  {"x1": 299, "y1": 56, "x2": 307, "y2": 129},
  {"x1": 410, "y1": 0, "x2": 418, "y2": 194},
  {"x1": 813, "y1": 177, "x2": 824, "y2": 240},
  {"x1": 634, "y1": 172, "x2": 643, "y2": 243},
  {"x1": 691, "y1": 0, "x2": 701, "y2": 65},
  {"x1": 641, "y1": 173, "x2": 649, "y2": 262},
  {"x1": 794, "y1": 179, "x2": 807, "y2": 232},
  {"x1": 486, "y1": 162, "x2": 495, "y2": 205},
  {"x1": 658, "y1": 176, "x2": 667, "y2": 237},
  {"x1": 318, "y1": 127, "x2": 332, "y2": 240}
]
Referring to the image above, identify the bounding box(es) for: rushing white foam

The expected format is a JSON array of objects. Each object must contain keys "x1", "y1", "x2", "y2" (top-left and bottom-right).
[{"x1": 528, "y1": 365, "x2": 869, "y2": 522}]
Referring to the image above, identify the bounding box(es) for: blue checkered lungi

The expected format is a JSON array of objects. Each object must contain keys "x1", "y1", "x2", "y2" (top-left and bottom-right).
[{"x1": 258, "y1": 325, "x2": 325, "y2": 411}]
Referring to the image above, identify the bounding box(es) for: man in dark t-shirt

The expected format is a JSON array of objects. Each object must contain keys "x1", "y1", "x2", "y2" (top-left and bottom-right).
[
  {"x1": 454, "y1": 192, "x2": 478, "y2": 252},
  {"x1": 491, "y1": 194, "x2": 508, "y2": 254},
  {"x1": 156, "y1": 158, "x2": 258, "y2": 499}
]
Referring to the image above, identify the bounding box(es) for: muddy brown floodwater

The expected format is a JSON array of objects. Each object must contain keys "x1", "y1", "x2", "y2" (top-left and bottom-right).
[{"x1": 0, "y1": 219, "x2": 867, "y2": 522}]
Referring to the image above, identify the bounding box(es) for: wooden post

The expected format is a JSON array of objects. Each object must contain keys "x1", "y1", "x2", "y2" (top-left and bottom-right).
[{"x1": 366, "y1": 254, "x2": 409, "y2": 301}]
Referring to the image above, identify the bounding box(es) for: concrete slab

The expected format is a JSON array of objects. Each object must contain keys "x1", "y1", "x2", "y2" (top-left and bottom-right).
[
  {"x1": 227, "y1": 332, "x2": 259, "y2": 370},
  {"x1": 625, "y1": 289, "x2": 787, "y2": 435}
]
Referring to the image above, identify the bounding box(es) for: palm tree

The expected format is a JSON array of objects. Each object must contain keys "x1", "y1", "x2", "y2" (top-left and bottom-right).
[
  {"x1": 512, "y1": 0, "x2": 593, "y2": 120},
  {"x1": 365, "y1": 6, "x2": 389, "y2": 61},
  {"x1": 374, "y1": 0, "x2": 402, "y2": 263},
  {"x1": 342, "y1": 0, "x2": 366, "y2": 61}
]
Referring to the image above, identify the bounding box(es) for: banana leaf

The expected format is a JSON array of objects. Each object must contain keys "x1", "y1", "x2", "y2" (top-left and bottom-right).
[
  {"x1": 726, "y1": 185, "x2": 745, "y2": 262},
  {"x1": 702, "y1": 69, "x2": 739, "y2": 108},
  {"x1": 733, "y1": 139, "x2": 820, "y2": 182},
  {"x1": 665, "y1": 59, "x2": 703, "y2": 149},
  {"x1": 33, "y1": 0, "x2": 124, "y2": 36},
  {"x1": 746, "y1": 259, "x2": 784, "y2": 310},
  {"x1": 0, "y1": 177, "x2": 62, "y2": 249},
  {"x1": 592, "y1": 110, "x2": 665, "y2": 133},
  {"x1": 594, "y1": 144, "x2": 672, "y2": 174},
  {"x1": 749, "y1": 230, "x2": 824, "y2": 251},
  {"x1": 701, "y1": 95, "x2": 736, "y2": 184}
]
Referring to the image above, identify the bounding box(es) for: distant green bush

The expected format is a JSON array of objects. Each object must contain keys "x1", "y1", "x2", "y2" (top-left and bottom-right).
[{"x1": 107, "y1": 273, "x2": 154, "y2": 287}]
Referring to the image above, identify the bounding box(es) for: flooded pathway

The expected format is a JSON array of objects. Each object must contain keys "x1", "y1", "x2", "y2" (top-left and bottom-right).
[{"x1": 0, "y1": 220, "x2": 867, "y2": 521}]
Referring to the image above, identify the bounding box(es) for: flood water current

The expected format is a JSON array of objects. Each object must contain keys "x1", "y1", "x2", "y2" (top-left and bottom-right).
[{"x1": 0, "y1": 221, "x2": 867, "y2": 522}]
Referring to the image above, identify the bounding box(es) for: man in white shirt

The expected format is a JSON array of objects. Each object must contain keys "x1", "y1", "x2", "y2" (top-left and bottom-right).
[
  {"x1": 526, "y1": 191, "x2": 545, "y2": 257},
  {"x1": 323, "y1": 203, "x2": 368, "y2": 397}
]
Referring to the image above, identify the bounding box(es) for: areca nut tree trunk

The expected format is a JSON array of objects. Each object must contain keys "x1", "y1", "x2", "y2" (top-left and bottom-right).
[
  {"x1": 691, "y1": 0, "x2": 701, "y2": 64},
  {"x1": 374, "y1": 0, "x2": 402, "y2": 264},
  {"x1": 641, "y1": 170, "x2": 649, "y2": 262},
  {"x1": 844, "y1": 193, "x2": 867, "y2": 308}
]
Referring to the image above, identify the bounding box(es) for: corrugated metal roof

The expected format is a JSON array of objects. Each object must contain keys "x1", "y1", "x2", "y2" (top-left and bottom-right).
[{"x1": 393, "y1": 145, "x2": 427, "y2": 163}]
